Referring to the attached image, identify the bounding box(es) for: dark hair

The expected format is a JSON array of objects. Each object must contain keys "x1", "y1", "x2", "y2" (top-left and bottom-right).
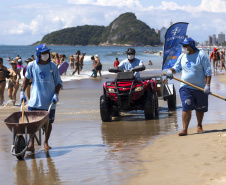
[
  {"x1": 91, "y1": 56, "x2": 95, "y2": 60},
  {"x1": 76, "y1": 50, "x2": 81, "y2": 55},
  {"x1": 0, "y1": 58, "x2": 3, "y2": 62}
]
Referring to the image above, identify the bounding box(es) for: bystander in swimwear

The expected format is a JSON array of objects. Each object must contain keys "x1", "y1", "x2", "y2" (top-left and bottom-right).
[
  {"x1": 0, "y1": 58, "x2": 9, "y2": 105},
  {"x1": 8, "y1": 60, "x2": 21, "y2": 106}
]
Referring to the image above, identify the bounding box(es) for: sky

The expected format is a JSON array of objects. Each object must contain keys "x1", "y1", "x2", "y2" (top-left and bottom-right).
[{"x1": 1, "y1": 0, "x2": 226, "y2": 45}]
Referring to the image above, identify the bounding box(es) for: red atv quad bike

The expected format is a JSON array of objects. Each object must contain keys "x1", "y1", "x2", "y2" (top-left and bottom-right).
[{"x1": 100, "y1": 65, "x2": 159, "y2": 122}]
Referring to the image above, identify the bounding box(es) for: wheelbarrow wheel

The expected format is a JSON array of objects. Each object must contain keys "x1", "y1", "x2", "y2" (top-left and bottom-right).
[{"x1": 15, "y1": 135, "x2": 26, "y2": 160}]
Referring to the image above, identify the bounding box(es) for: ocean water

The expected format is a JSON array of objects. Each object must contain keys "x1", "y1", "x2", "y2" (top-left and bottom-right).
[{"x1": 0, "y1": 45, "x2": 164, "y2": 81}]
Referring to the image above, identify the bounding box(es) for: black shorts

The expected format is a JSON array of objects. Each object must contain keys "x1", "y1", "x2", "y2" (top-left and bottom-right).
[{"x1": 96, "y1": 65, "x2": 102, "y2": 71}]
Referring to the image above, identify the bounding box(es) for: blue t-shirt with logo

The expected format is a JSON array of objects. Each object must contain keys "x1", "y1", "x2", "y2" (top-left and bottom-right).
[
  {"x1": 118, "y1": 58, "x2": 144, "y2": 78},
  {"x1": 25, "y1": 61, "x2": 62, "y2": 109},
  {"x1": 172, "y1": 50, "x2": 212, "y2": 89}
]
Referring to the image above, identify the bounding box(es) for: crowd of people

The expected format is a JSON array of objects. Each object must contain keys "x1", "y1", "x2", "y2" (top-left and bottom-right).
[
  {"x1": 0, "y1": 56, "x2": 34, "y2": 106},
  {"x1": 209, "y1": 47, "x2": 226, "y2": 75},
  {"x1": 0, "y1": 49, "x2": 106, "y2": 106}
]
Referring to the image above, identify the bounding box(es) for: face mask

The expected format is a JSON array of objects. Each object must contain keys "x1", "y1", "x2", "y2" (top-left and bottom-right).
[
  {"x1": 182, "y1": 47, "x2": 189, "y2": 54},
  {"x1": 41, "y1": 54, "x2": 49, "y2": 61},
  {"x1": 128, "y1": 55, "x2": 135, "y2": 60}
]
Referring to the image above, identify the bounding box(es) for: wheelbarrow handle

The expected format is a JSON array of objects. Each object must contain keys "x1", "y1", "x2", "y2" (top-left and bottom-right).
[
  {"x1": 162, "y1": 72, "x2": 226, "y2": 101},
  {"x1": 48, "y1": 102, "x2": 55, "y2": 112}
]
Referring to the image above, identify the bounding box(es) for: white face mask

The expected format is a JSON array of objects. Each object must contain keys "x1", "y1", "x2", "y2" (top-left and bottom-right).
[
  {"x1": 182, "y1": 47, "x2": 189, "y2": 54},
  {"x1": 41, "y1": 54, "x2": 49, "y2": 61},
  {"x1": 128, "y1": 55, "x2": 135, "y2": 60}
]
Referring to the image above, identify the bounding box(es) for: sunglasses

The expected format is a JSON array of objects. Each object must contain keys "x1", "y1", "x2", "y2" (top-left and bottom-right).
[{"x1": 11, "y1": 63, "x2": 16, "y2": 65}]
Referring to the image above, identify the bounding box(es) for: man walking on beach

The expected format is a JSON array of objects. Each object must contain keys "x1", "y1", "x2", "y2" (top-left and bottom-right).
[
  {"x1": 118, "y1": 48, "x2": 144, "y2": 79},
  {"x1": 210, "y1": 48, "x2": 220, "y2": 76},
  {"x1": 166, "y1": 38, "x2": 212, "y2": 136},
  {"x1": 20, "y1": 44, "x2": 62, "y2": 151}
]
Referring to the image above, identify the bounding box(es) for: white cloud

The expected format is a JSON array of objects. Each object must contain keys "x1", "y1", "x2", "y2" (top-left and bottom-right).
[
  {"x1": 198, "y1": 0, "x2": 226, "y2": 12},
  {"x1": 2, "y1": 0, "x2": 226, "y2": 45},
  {"x1": 156, "y1": 0, "x2": 226, "y2": 13},
  {"x1": 68, "y1": 0, "x2": 142, "y2": 8}
]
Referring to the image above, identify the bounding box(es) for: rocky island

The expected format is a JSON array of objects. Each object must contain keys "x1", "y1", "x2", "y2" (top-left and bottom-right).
[{"x1": 33, "y1": 12, "x2": 160, "y2": 46}]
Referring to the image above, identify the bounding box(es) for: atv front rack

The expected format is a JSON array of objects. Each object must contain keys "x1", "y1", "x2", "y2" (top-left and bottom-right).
[{"x1": 105, "y1": 79, "x2": 145, "y2": 109}]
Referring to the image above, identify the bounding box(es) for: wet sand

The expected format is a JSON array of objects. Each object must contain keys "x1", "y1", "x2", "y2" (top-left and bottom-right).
[
  {"x1": 0, "y1": 74, "x2": 178, "y2": 185},
  {"x1": 0, "y1": 73, "x2": 226, "y2": 184},
  {"x1": 126, "y1": 73, "x2": 226, "y2": 185}
]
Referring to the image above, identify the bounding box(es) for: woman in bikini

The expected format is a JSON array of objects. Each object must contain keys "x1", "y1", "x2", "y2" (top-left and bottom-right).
[
  {"x1": 8, "y1": 60, "x2": 21, "y2": 106},
  {"x1": 0, "y1": 58, "x2": 8, "y2": 105},
  {"x1": 72, "y1": 50, "x2": 80, "y2": 75},
  {"x1": 53, "y1": 53, "x2": 60, "y2": 67}
]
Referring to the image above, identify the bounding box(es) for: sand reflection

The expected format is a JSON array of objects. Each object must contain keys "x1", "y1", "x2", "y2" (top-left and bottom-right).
[{"x1": 14, "y1": 151, "x2": 61, "y2": 185}]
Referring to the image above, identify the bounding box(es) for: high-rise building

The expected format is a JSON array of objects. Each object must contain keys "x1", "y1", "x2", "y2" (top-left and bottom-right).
[
  {"x1": 208, "y1": 36, "x2": 212, "y2": 46},
  {"x1": 160, "y1": 27, "x2": 167, "y2": 43},
  {"x1": 212, "y1": 34, "x2": 217, "y2": 45},
  {"x1": 218, "y1": 32, "x2": 225, "y2": 45}
]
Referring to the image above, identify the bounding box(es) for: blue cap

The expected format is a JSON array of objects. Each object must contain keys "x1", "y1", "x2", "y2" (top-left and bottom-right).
[
  {"x1": 180, "y1": 38, "x2": 196, "y2": 50},
  {"x1": 36, "y1": 44, "x2": 50, "y2": 64}
]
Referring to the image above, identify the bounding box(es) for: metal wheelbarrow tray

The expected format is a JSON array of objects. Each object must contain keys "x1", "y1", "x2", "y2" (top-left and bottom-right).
[{"x1": 4, "y1": 110, "x2": 50, "y2": 160}]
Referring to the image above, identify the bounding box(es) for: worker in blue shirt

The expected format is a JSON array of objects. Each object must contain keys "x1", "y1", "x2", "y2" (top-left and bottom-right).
[
  {"x1": 166, "y1": 38, "x2": 212, "y2": 136},
  {"x1": 21, "y1": 44, "x2": 62, "y2": 151}
]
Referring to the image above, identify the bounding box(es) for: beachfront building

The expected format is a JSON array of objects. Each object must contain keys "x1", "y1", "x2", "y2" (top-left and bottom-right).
[
  {"x1": 208, "y1": 36, "x2": 212, "y2": 46},
  {"x1": 212, "y1": 34, "x2": 217, "y2": 45},
  {"x1": 155, "y1": 29, "x2": 160, "y2": 34},
  {"x1": 203, "y1": 41, "x2": 208, "y2": 46},
  {"x1": 160, "y1": 27, "x2": 167, "y2": 43},
  {"x1": 218, "y1": 32, "x2": 225, "y2": 45}
]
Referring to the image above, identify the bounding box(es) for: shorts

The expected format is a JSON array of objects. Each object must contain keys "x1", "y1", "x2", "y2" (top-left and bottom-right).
[
  {"x1": 179, "y1": 87, "x2": 208, "y2": 112},
  {"x1": 96, "y1": 64, "x2": 102, "y2": 71},
  {"x1": 28, "y1": 107, "x2": 56, "y2": 123}
]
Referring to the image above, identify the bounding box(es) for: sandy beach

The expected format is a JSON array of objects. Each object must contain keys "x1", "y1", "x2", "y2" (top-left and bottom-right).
[
  {"x1": 1, "y1": 71, "x2": 226, "y2": 184},
  {"x1": 126, "y1": 74, "x2": 226, "y2": 185}
]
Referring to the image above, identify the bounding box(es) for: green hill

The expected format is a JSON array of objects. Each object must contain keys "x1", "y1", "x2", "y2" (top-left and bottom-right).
[{"x1": 37, "y1": 12, "x2": 160, "y2": 46}]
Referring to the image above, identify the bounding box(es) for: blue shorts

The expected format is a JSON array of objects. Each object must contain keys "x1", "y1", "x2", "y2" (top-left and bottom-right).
[
  {"x1": 28, "y1": 107, "x2": 56, "y2": 124},
  {"x1": 179, "y1": 87, "x2": 208, "y2": 112}
]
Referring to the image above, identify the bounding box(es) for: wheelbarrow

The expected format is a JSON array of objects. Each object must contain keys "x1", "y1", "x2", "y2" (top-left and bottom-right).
[{"x1": 4, "y1": 102, "x2": 54, "y2": 160}]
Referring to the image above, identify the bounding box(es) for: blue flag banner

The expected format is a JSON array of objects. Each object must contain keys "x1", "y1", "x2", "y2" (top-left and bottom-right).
[{"x1": 162, "y1": 22, "x2": 189, "y2": 70}]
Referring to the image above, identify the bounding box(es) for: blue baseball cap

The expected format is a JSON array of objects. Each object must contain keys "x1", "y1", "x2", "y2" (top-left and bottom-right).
[
  {"x1": 180, "y1": 38, "x2": 196, "y2": 50},
  {"x1": 36, "y1": 44, "x2": 50, "y2": 64}
]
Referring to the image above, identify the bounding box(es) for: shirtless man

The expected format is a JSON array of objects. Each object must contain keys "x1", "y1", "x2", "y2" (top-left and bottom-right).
[
  {"x1": 0, "y1": 58, "x2": 9, "y2": 105},
  {"x1": 8, "y1": 60, "x2": 21, "y2": 106},
  {"x1": 94, "y1": 54, "x2": 102, "y2": 77},
  {"x1": 69, "y1": 55, "x2": 75, "y2": 69},
  {"x1": 72, "y1": 50, "x2": 80, "y2": 75},
  {"x1": 79, "y1": 52, "x2": 86, "y2": 71}
]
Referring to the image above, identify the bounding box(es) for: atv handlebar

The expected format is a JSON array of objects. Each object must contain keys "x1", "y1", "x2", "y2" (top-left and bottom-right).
[{"x1": 108, "y1": 65, "x2": 146, "y2": 73}]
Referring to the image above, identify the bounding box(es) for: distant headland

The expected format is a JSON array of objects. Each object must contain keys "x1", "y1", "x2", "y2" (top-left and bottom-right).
[{"x1": 31, "y1": 12, "x2": 161, "y2": 47}]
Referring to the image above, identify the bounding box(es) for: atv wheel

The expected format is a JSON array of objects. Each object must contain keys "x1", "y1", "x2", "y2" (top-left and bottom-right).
[
  {"x1": 154, "y1": 91, "x2": 159, "y2": 116},
  {"x1": 167, "y1": 85, "x2": 177, "y2": 110},
  {"x1": 100, "y1": 95, "x2": 112, "y2": 122},
  {"x1": 144, "y1": 92, "x2": 155, "y2": 120},
  {"x1": 112, "y1": 110, "x2": 120, "y2": 117}
]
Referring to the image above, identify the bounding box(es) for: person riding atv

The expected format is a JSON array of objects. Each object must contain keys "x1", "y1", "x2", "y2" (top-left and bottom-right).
[
  {"x1": 100, "y1": 48, "x2": 159, "y2": 122},
  {"x1": 118, "y1": 48, "x2": 144, "y2": 79}
]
